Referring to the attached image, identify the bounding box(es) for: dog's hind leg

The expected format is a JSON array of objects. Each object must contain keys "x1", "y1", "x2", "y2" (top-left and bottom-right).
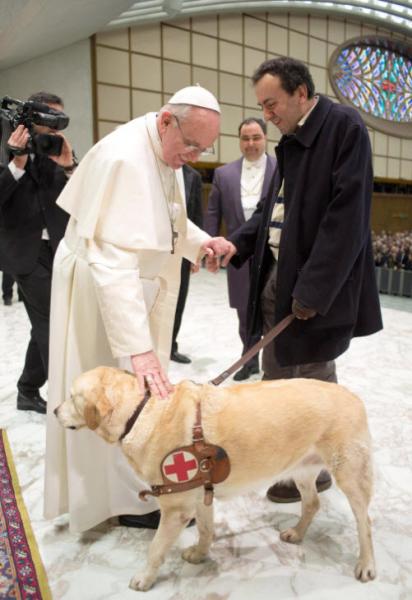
[
  {"x1": 333, "y1": 446, "x2": 376, "y2": 582},
  {"x1": 280, "y1": 471, "x2": 321, "y2": 544},
  {"x1": 129, "y1": 506, "x2": 192, "y2": 591},
  {"x1": 182, "y1": 500, "x2": 214, "y2": 563}
]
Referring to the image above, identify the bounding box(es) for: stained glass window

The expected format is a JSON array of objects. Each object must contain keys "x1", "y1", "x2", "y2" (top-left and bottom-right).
[{"x1": 333, "y1": 45, "x2": 412, "y2": 123}]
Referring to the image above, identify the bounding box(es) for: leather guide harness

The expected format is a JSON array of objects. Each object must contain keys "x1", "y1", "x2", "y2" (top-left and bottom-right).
[
  {"x1": 127, "y1": 314, "x2": 295, "y2": 505},
  {"x1": 139, "y1": 402, "x2": 230, "y2": 505}
]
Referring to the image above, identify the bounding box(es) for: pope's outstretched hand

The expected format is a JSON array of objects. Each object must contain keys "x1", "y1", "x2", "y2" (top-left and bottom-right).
[{"x1": 201, "y1": 237, "x2": 238, "y2": 273}]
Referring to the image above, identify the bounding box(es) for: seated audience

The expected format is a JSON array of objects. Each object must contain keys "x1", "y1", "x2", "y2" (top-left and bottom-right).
[{"x1": 372, "y1": 230, "x2": 411, "y2": 270}]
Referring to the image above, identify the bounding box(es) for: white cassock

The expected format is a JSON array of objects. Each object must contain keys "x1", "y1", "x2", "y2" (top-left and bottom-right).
[{"x1": 44, "y1": 112, "x2": 209, "y2": 533}]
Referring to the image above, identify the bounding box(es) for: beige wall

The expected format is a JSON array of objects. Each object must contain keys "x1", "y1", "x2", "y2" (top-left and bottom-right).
[
  {"x1": 372, "y1": 194, "x2": 412, "y2": 233},
  {"x1": 94, "y1": 13, "x2": 412, "y2": 180}
]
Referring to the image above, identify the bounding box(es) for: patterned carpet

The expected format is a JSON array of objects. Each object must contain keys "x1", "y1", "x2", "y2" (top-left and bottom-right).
[{"x1": 0, "y1": 430, "x2": 51, "y2": 600}]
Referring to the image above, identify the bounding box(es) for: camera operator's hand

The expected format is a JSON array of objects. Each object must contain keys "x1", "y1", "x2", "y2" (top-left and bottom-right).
[
  {"x1": 8, "y1": 125, "x2": 29, "y2": 170},
  {"x1": 48, "y1": 132, "x2": 74, "y2": 169}
]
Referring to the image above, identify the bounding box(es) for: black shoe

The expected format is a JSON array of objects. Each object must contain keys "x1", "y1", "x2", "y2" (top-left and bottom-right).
[
  {"x1": 3, "y1": 297, "x2": 12, "y2": 306},
  {"x1": 266, "y1": 470, "x2": 332, "y2": 503},
  {"x1": 233, "y1": 364, "x2": 259, "y2": 381},
  {"x1": 17, "y1": 392, "x2": 47, "y2": 414},
  {"x1": 170, "y1": 351, "x2": 191, "y2": 364},
  {"x1": 119, "y1": 511, "x2": 161, "y2": 529},
  {"x1": 119, "y1": 511, "x2": 195, "y2": 529}
]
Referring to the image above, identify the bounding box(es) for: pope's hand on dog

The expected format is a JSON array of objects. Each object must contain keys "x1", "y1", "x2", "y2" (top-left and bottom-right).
[
  {"x1": 131, "y1": 351, "x2": 173, "y2": 398},
  {"x1": 292, "y1": 298, "x2": 317, "y2": 320}
]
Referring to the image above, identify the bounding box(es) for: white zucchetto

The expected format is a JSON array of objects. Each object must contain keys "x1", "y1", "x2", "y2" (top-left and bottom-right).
[{"x1": 168, "y1": 85, "x2": 221, "y2": 114}]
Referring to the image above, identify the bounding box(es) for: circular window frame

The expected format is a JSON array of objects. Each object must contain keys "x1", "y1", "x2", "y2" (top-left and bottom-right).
[{"x1": 328, "y1": 36, "x2": 412, "y2": 139}]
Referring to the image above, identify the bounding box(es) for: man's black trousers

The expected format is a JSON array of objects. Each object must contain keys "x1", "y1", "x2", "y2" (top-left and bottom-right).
[{"x1": 14, "y1": 241, "x2": 53, "y2": 395}]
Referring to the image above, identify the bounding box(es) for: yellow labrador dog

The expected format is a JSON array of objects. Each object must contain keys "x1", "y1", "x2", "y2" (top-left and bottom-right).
[{"x1": 55, "y1": 366, "x2": 376, "y2": 591}]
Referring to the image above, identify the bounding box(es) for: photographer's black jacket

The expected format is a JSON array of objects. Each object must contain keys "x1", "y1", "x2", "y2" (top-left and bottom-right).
[{"x1": 0, "y1": 157, "x2": 69, "y2": 274}]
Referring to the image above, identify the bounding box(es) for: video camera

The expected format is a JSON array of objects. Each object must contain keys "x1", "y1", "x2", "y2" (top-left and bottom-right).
[{"x1": 0, "y1": 96, "x2": 70, "y2": 162}]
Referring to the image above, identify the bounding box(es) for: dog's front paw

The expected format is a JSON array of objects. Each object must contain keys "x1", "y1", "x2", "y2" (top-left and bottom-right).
[
  {"x1": 280, "y1": 527, "x2": 303, "y2": 544},
  {"x1": 355, "y1": 559, "x2": 376, "y2": 582},
  {"x1": 182, "y1": 545, "x2": 208, "y2": 564},
  {"x1": 129, "y1": 572, "x2": 156, "y2": 591}
]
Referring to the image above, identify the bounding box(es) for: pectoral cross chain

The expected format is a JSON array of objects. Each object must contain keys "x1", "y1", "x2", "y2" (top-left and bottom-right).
[{"x1": 171, "y1": 229, "x2": 179, "y2": 254}]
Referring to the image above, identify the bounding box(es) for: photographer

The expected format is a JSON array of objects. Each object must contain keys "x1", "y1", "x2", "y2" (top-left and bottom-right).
[{"x1": 0, "y1": 92, "x2": 75, "y2": 413}]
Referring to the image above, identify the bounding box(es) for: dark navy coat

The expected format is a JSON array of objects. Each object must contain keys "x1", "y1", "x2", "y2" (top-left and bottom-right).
[{"x1": 230, "y1": 95, "x2": 383, "y2": 366}]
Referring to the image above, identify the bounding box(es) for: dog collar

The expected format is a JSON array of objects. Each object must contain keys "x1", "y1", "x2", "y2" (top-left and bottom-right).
[
  {"x1": 139, "y1": 401, "x2": 231, "y2": 505},
  {"x1": 119, "y1": 390, "x2": 150, "y2": 441}
]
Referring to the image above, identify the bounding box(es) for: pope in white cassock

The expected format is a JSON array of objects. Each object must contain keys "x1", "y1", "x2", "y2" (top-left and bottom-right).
[{"x1": 44, "y1": 86, "x2": 231, "y2": 532}]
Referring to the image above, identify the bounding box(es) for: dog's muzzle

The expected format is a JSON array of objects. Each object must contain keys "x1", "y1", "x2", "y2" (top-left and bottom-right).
[{"x1": 53, "y1": 406, "x2": 77, "y2": 429}]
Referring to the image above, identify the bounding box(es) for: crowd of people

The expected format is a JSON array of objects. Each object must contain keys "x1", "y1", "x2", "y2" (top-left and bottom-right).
[{"x1": 372, "y1": 230, "x2": 412, "y2": 270}]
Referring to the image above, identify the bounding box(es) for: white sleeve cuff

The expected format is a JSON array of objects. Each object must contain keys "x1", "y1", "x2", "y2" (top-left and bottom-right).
[
  {"x1": 8, "y1": 161, "x2": 26, "y2": 181},
  {"x1": 182, "y1": 220, "x2": 210, "y2": 263}
]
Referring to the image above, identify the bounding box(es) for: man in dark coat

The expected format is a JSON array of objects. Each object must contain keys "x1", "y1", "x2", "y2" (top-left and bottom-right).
[
  {"x1": 0, "y1": 92, "x2": 74, "y2": 413},
  {"x1": 170, "y1": 163, "x2": 204, "y2": 363},
  {"x1": 225, "y1": 57, "x2": 383, "y2": 502},
  {"x1": 205, "y1": 118, "x2": 277, "y2": 380}
]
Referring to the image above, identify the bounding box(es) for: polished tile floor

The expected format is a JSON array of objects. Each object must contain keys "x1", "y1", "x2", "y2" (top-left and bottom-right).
[{"x1": 0, "y1": 269, "x2": 411, "y2": 599}]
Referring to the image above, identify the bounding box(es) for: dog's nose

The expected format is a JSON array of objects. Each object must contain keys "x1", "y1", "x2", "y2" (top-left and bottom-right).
[{"x1": 53, "y1": 407, "x2": 58, "y2": 417}]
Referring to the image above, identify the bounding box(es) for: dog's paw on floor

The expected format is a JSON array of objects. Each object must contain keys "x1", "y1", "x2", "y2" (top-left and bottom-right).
[
  {"x1": 181, "y1": 545, "x2": 209, "y2": 564},
  {"x1": 280, "y1": 527, "x2": 303, "y2": 544},
  {"x1": 129, "y1": 572, "x2": 155, "y2": 592},
  {"x1": 355, "y1": 559, "x2": 376, "y2": 582}
]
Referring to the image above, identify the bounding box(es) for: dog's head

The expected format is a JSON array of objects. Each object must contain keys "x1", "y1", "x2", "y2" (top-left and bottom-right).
[{"x1": 54, "y1": 366, "x2": 142, "y2": 443}]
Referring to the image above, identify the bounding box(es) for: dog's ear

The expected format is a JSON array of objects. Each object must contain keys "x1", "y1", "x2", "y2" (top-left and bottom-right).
[
  {"x1": 83, "y1": 386, "x2": 113, "y2": 430},
  {"x1": 84, "y1": 400, "x2": 100, "y2": 430}
]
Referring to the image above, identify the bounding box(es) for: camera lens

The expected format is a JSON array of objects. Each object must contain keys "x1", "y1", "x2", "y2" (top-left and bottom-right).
[{"x1": 32, "y1": 134, "x2": 63, "y2": 156}]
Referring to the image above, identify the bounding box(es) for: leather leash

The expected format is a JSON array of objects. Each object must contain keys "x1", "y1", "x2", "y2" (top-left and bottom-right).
[{"x1": 210, "y1": 313, "x2": 295, "y2": 386}]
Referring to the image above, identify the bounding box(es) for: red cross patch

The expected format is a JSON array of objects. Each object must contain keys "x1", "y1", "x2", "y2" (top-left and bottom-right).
[{"x1": 162, "y1": 450, "x2": 199, "y2": 483}]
